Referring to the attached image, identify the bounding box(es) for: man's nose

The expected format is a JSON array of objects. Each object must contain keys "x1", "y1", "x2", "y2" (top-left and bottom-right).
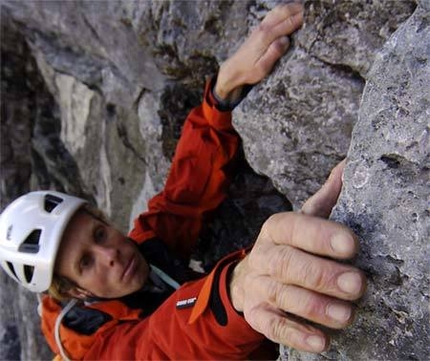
[{"x1": 94, "y1": 245, "x2": 118, "y2": 267}]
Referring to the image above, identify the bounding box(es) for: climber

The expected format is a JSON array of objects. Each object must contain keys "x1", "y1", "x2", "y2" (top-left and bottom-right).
[{"x1": 0, "y1": 3, "x2": 366, "y2": 360}]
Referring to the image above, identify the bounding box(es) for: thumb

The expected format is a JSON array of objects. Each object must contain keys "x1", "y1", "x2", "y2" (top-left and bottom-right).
[{"x1": 301, "y1": 159, "x2": 346, "y2": 218}]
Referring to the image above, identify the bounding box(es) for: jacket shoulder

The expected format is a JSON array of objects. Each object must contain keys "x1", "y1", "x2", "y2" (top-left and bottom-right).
[{"x1": 41, "y1": 295, "x2": 141, "y2": 359}]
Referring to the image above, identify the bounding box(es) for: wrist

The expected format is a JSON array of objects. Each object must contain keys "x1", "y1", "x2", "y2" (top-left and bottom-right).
[
  {"x1": 229, "y1": 256, "x2": 248, "y2": 313},
  {"x1": 215, "y1": 63, "x2": 243, "y2": 102},
  {"x1": 213, "y1": 85, "x2": 243, "y2": 105}
]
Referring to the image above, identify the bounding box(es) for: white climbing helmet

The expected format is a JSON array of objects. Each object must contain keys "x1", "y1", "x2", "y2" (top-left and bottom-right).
[{"x1": 0, "y1": 191, "x2": 87, "y2": 293}]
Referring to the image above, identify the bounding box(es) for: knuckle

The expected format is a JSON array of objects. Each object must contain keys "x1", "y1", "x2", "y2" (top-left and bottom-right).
[
  {"x1": 247, "y1": 246, "x2": 265, "y2": 269},
  {"x1": 265, "y1": 281, "x2": 277, "y2": 304},
  {"x1": 244, "y1": 305, "x2": 260, "y2": 327},
  {"x1": 275, "y1": 4, "x2": 292, "y2": 18},
  {"x1": 263, "y1": 212, "x2": 289, "y2": 231},
  {"x1": 286, "y1": 287, "x2": 326, "y2": 321},
  {"x1": 284, "y1": 16, "x2": 295, "y2": 30},
  {"x1": 244, "y1": 304, "x2": 276, "y2": 335},
  {"x1": 256, "y1": 22, "x2": 268, "y2": 34},
  {"x1": 301, "y1": 296, "x2": 323, "y2": 320},
  {"x1": 271, "y1": 246, "x2": 294, "y2": 278},
  {"x1": 266, "y1": 317, "x2": 285, "y2": 341},
  {"x1": 273, "y1": 283, "x2": 285, "y2": 306},
  {"x1": 301, "y1": 261, "x2": 328, "y2": 291},
  {"x1": 273, "y1": 4, "x2": 284, "y2": 13},
  {"x1": 255, "y1": 23, "x2": 271, "y2": 42},
  {"x1": 260, "y1": 213, "x2": 278, "y2": 235},
  {"x1": 265, "y1": 212, "x2": 279, "y2": 224},
  {"x1": 266, "y1": 317, "x2": 298, "y2": 345},
  {"x1": 267, "y1": 280, "x2": 285, "y2": 307}
]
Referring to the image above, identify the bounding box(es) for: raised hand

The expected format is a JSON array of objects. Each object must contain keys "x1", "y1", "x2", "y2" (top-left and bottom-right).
[
  {"x1": 229, "y1": 161, "x2": 366, "y2": 353},
  {"x1": 215, "y1": 2, "x2": 304, "y2": 101}
]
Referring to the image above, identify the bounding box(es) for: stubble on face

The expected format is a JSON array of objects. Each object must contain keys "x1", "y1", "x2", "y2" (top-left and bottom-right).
[{"x1": 55, "y1": 210, "x2": 149, "y2": 299}]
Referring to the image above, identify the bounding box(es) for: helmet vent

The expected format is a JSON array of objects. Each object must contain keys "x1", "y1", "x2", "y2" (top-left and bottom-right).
[
  {"x1": 24, "y1": 265, "x2": 34, "y2": 283},
  {"x1": 18, "y1": 230, "x2": 41, "y2": 254},
  {"x1": 44, "y1": 194, "x2": 63, "y2": 213},
  {"x1": 6, "y1": 261, "x2": 18, "y2": 281}
]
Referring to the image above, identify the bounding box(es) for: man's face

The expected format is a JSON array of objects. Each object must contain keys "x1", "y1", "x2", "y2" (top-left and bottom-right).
[{"x1": 55, "y1": 210, "x2": 149, "y2": 299}]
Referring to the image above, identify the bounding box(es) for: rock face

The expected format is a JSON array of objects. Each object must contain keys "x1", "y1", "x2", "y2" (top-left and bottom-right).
[
  {"x1": 0, "y1": 0, "x2": 426, "y2": 360},
  {"x1": 280, "y1": 1, "x2": 430, "y2": 360},
  {"x1": 0, "y1": 15, "x2": 55, "y2": 361},
  {"x1": 331, "y1": 3, "x2": 429, "y2": 359},
  {"x1": 235, "y1": 0, "x2": 416, "y2": 207}
]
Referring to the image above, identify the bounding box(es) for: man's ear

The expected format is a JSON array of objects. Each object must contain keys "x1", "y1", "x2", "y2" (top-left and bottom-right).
[{"x1": 66, "y1": 287, "x2": 95, "y2": 300}]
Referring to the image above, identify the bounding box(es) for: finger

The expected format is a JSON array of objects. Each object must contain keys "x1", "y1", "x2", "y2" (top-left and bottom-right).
[
  {"x1": 252, "y1": 276, "x2": 355, "y2": 329},
  {"x1": 302, "y1": 159, "x2": 346, "y2": 217},
  {"x1": 270, "y1": 10, "x2": 304, "y2": 39},
  {"x1": 245, "y1": 303, "x2": 329, "y2": 353},
  {"x1": 260, "y1": 212, "x2": 358, "y2": 259},
  {"x1": 255, "y1": 36, "x2": 290, "y2": 77},
  {"x1": 261, "y1": 3, "x2": 304, "y2": 31},
  {"x1": 251, "y1": 3, "x2": 303, "y2": 49},
  {"x1": 250, "y1": 244, "x2": 366, "y2": 300}
]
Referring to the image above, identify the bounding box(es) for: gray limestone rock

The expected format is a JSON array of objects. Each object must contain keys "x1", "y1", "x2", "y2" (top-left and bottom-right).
[
  {"x1": 235, "y1": 51, "x2": 363, "y2": 207},
  {"x1": 298, "y1": 0, "x2": 417, "y2": 77},
  {"x1": 234, "y1": 0, "x2": 416, "y2": 208},
  {"x1": 280, "y1": 2, "x2": 430, "y2": 360},
  {"x1": 0, "y1": 15, "x2": 54, "y2": 361}
]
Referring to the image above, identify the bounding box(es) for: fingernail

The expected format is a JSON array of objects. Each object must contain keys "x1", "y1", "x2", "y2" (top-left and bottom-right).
[
  {"x1": 326, "y1": 303, "x2": 351, "y2": 322},
  {"x1": 306, "y1": 335, "x2": 325, "y2": 351},
  {"x1": 330, "y1": 234, "x2": 353, "y2": 256},
  {"x1": 337, "y1": 272, "x2": 362, "y2": 295}
]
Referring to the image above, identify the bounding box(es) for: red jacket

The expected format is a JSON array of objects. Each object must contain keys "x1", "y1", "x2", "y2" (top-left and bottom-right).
[{"x1": 40, "y1": 78, "x2": 267, "y2": 360}]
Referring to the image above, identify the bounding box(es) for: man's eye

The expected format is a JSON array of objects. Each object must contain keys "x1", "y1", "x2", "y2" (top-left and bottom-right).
[
  {"x1": 94, "y1": 227, "x2": 106, "y2": 243},
  {"x1": 80, "y1": 255, "x2": 93, "y2": 270}
]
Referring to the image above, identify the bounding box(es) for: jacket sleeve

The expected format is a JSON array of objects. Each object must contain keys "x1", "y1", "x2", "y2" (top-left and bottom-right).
[
  {"x1": 128, "y1": 77, "x2": 240, "y2": 259},
  {"x1": 84, "y1": 251, "x2": 264, "y2": 360}
]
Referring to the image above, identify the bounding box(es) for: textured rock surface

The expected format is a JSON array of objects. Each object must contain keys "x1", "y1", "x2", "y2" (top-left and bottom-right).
[
  {"x1": 235, "y1": 0, "x2": 416, "y2": 207},
  {"x1": 0, "y1": 0, "x2": 426, "y2": 360},
  {"x1": 280, "y1": 1, "x2": 430, "y2": 360},
  {"x1": 0, "y1": 14, "x2": 54, "y2": 361}
]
